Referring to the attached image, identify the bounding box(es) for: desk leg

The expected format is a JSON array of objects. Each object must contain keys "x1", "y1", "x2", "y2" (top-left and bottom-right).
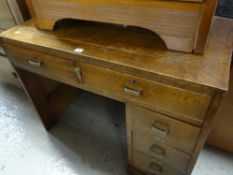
[{"x1": 15, "y1": 67, "x2": 82, "y2": 130}]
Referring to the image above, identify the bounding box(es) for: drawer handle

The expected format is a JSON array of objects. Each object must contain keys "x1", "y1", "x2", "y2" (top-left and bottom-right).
[
  {"x1": 150, "y1": 145, "x2": 165, "y2": 158},
  {"x1": 152, "y1": 122, "x2": 169, "y2": 136},
  {"x1": 28, "y1": 58, "x2": 42, "y2": 67},
  {"x1": 124, "y1": 86, "x2": 142, "y2": 96},
  {"x1": 74, "y1": 67, "x2": 83, "y2": 82},
  {"x1": 149, "y1": 162, "x2": 163, "y2": 173}
]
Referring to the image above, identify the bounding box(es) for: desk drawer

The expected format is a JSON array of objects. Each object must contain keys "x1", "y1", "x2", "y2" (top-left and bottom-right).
[
  {"x1": 77, "y1": 66, "x2": 211, "y2": 126},
  {"x1": 4, "y1": 45, "x2": 211, "y2": 125},
  {"x1": 131, "y1": 130, "x2": 191, "y2": 173},
  {"x1": 5, "y1": 45, "x2": 77, "y2": 85},
  {"x1": 126, "y1": 104, "x2": 201, "y2": 153},
  {"x1": 132, "y1": 151, "x2": 183, "y2": 175}
]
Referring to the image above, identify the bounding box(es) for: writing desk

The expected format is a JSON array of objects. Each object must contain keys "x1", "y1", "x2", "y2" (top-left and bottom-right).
[{"x1": 0, "y1": 17, "x2": 233, "y2": 175}]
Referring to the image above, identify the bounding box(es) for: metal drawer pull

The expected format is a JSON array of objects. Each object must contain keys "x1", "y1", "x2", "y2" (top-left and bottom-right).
[
  {"x1": 150, "y1": 145, "x2": 165, "y2": 158},
  {"x1": 124, "y1": 86, "x2": 142, "y2": 96},
  {"x1": 28, "y1": 58, "x2": 42, "y2": 67},
  {"x1": 152, "y1": 122, "x2": 169, "y2": 135},
  {"x1": 149, "y1": 162, "x2": 163, "y2": 173},
  {"x1": 74, "y1": 67, "x2": 83, "y2": 82}
]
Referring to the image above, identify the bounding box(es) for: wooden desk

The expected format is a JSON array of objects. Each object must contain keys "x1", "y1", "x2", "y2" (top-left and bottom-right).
[{"x1": 1, "y1": 17, "x2": 233, "y2": 175}]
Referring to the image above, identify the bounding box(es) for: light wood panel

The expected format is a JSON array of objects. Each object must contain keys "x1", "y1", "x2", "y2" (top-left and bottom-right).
[{"x1": 26, "y1": 0, "x2": 203, "y2": 52}]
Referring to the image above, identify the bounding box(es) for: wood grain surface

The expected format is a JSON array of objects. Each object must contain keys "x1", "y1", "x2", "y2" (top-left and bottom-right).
[{"x1": 0, "y1": 17, "x2": 232, "y2": 95}]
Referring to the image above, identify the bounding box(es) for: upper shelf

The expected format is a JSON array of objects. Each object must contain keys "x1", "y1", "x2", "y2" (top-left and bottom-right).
[{"x1": 26, "y1": 0, "x2": 215, "y2": 53}]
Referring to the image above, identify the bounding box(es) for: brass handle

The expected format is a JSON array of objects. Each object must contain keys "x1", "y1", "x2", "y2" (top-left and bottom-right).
[
  {"x1": 74, "y1": 67, "x2": 83, "y2": 82},
  {"x1": 149, "y1": 162, "x2": 163, "y2": 173},
  {"x1": 152, "y1": 122, "x2": 169, "y2": 135},
  {"x1": 28, "y1": 58, "x2": 42, "y2": 67},
  {"x1": 150, "y1": 145, "x2": 165, "y2": 158},
  {"x1": 124, "y1": 86, "x2": 142, "y2": 96}
]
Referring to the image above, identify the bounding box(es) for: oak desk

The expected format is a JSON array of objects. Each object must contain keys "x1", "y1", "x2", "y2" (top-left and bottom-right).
[{"x1": 1, "y1": 17, "x2": 233, "y2": 175}]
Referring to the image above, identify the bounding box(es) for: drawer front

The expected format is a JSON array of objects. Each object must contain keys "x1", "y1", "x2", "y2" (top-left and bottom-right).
[
  {"x1": 4, "y1": 45, "x2": 210, "y2": 126},
  {"x1": 131, "y1": 130, "x2": 191, "y2": 173},
  {"x1": 132, "y1": 151, "x2": 183, "y2": 175},
  {"x1": 126, "y1": 104, "x2": 201, "y2": 153},
  {"x1": 76, "y1": 63, "x2": 210, "y2": 127},
  {"x1": 5, "y1": 45, "x2": 76, "y2": 85}
]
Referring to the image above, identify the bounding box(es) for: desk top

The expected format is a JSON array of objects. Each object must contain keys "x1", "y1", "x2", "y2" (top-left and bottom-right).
[{"x1": 1, "y1": 17, "x2": 233, "y2": 94}]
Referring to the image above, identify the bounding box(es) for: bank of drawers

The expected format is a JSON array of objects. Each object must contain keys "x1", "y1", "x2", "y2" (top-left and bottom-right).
[
  {"x1": 127, "y1": 104, "x2": 201, "y2": 154},
  {"x1": 126, "y1": 103, "x2": 201, "y2": 175},
  {"x1": 132, "y1": 131, "x2": 191, "y2": 173}
]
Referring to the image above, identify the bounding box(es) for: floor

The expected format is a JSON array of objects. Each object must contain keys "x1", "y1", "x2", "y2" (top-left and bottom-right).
[{"x1": 0, "y1": 81, "x2": 232, "y2": 175}]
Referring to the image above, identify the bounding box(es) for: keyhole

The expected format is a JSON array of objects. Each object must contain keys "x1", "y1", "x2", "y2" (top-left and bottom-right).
[{"x1": 131, "y1": 79, "x2": 138, "y2": 85}]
